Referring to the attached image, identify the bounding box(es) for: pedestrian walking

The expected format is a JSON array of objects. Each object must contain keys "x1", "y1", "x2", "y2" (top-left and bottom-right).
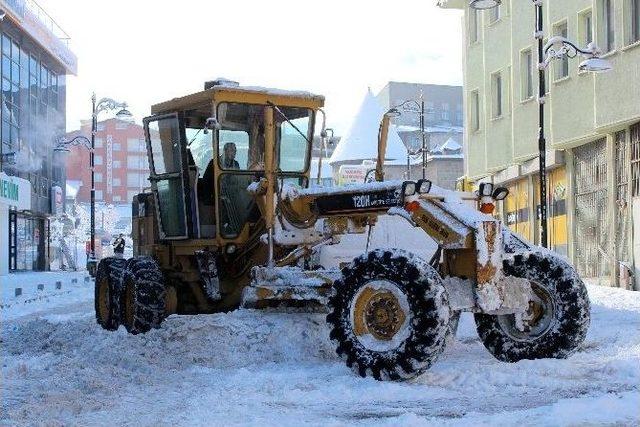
[{"x1": 113, "y1": 234, "x2": 126, "y2": 259}]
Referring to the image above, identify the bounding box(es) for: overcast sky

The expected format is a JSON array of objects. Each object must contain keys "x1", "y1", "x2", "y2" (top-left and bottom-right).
[{"x1": 46, "y1": 0, "x2": 463, "y2": 135}]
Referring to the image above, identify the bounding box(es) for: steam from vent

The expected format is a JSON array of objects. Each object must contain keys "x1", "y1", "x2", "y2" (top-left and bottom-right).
[{"x1": 3, "y1": 103, "x2": 68, "y2": 174}]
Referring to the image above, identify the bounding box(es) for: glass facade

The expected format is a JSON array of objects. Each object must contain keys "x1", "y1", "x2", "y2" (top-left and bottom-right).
[{"x1": 1, "y1": 20, "x2": 68, "y2": 272}]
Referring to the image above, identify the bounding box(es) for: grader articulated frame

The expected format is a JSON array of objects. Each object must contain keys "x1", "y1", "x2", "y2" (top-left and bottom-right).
[{"x1": 95, "y1": 81, "x2": 590, "y2": 381}]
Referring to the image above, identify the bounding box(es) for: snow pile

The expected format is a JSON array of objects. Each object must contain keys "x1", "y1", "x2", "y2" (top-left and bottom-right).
[{"x1": 2, "y1": 283, "x2": 639, "y2": 425}]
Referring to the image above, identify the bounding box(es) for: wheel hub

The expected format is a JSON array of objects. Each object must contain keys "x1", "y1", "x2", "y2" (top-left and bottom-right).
[
  {"x1": 498, "y1": 281, "x2": 556, "y2": 341},
  {"x1": 364, "y1": 293, "x2": 403, "y2": 340},
  {"x1": 350, "y1": 280, "x2": 410, "y2": 351}
]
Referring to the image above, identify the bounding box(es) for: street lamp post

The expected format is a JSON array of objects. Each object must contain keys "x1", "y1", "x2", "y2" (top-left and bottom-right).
[
  {"x1": 468, "y1": 0, "x2": 611, "y2": 248},
  {"x1": 56, "y1": 94, "x2": 131, "y2": 275},
  {"x1": 395, "y1": 98, "x2": 429, "y2": 180}
]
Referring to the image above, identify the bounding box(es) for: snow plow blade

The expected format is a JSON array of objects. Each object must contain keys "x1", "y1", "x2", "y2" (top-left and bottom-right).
[{"x1": 242, "y1": 266, "x2": 341, "y2": 310}]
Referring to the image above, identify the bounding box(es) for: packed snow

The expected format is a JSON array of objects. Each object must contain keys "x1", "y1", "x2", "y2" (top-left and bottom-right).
[{"x1": 1, "y1": 276, "x2": 638, "y2": 426}]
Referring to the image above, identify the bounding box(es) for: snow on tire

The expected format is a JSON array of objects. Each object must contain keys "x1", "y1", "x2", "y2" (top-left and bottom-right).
[
  {"x1": 95, "y1": 257, "x2": 127, "y2": 331},
  {"x1": 475, "y1": 251, "x2": 590, "y2": 362},
  {"x1": 326, "y1": 249, "x2": 450, "y2": 381},
  {"x1": 122, "y1": 256, "x2": 166, "y2": 335}
]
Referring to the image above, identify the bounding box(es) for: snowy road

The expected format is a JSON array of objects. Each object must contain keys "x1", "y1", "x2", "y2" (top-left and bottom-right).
[{"x1": 2, "y1": 283, "x2": 639, "y2": 426}]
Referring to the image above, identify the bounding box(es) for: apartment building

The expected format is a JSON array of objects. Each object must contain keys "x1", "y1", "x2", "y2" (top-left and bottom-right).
[
  {"x1": 437, "y1": 0, "x2": 640, "y2": 289},
  {"x1": 64, "y1": 118, "x2": 149, "y2": 205}
]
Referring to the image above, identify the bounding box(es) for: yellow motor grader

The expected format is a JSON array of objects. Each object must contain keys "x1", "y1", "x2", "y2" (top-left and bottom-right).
[{"x1": 94, "y1": 80, "x2": 590, "y2": 381}]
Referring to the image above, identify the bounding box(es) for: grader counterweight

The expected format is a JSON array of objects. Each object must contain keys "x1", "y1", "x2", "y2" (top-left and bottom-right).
[{"x1": 95, "y1": 81, "x2": 590, "y2": 381}]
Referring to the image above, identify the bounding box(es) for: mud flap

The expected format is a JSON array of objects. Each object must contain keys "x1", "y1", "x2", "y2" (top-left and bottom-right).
[{"x1": 195, "y1": 250, "x2": 221, "y2": 301}]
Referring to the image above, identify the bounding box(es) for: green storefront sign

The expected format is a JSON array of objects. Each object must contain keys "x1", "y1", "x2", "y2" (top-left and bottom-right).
[{"x1": 1, "y1": 178, "x2": 20, "y2": 202}]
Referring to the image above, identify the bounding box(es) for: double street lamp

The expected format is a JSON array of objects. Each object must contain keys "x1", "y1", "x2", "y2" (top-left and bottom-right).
[
  {"x1": 394, "y1": 98, "x2": 432, "y2": 180},
  {"x1": 55, "y1": 93, "x2": 130, "y2": 275},
  {"x1": 468, "y1": 0, "x2": 612, "y2": 248}
]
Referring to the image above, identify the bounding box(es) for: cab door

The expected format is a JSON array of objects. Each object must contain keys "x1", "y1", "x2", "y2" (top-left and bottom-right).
[{"x1": 143, "y1": 113, "x2": 193, "y2": 240}]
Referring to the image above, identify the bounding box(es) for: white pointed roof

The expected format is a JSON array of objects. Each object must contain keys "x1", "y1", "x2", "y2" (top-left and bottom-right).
[
  {"x1": 440, "y1": 137, "x2": 462, "y2": 152},
  {"x1": 329, "y1": 90, "x2": 407, "y2": 165}
]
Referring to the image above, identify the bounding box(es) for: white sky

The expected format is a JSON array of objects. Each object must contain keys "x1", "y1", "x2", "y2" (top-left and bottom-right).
[{"x1": 45, "y1": 0, "x2": 463, "y2": 135}]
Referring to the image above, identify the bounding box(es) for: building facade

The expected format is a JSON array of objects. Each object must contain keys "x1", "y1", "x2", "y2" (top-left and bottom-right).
[
  {"x1": 376, "y1": 82, "x2": 464, "y2": 188},
  {"x1": 0, "y1": 0, "x2": 77, "y2": 275},
  {"x1": 64, "y1": 118, "x2": 149, "y2": 205},
  {"x1": 438, "y1": 0, "x2": 640, "y2": 289},
  {"x1": 376, "y1": 81, "x2": 464, "y2": 153}
]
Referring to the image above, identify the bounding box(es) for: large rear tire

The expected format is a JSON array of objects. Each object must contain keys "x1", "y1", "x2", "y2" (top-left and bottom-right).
[
  {"x1": 475, "y1": 251, "x2": 590, "y2": 362},
  {"x1": 94, "y1": 257, "x2": 127, "y2": 331},
  {"x1": 327, "y1": 249, "x2": 450, "y2": 381},
  {"x1": 122, "y1": 256, "x2": 166, "y2": 335}
]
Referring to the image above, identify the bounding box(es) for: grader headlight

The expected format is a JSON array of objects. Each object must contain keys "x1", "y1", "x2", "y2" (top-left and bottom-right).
[
  {"x1": 416, "y1": 179, "x2": 432, "y2": 195},
  {"x1": 401, "y1": 181, "x2": 421, "y2": 213},
  {"x1": 402, "y1": 181, "x2": 417, "y2": 198}
]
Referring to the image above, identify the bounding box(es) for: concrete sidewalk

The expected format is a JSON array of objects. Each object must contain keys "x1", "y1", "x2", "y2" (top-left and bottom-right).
[{"x1": 1, "y1": 270, "x2": 91, "y2": 303}]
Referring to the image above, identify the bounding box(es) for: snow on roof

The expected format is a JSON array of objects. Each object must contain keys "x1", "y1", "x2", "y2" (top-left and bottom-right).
[
  {"x1": 440, "y1": 137, "x2": 462, "y2": 152},
  {"x1": 328, "y1": 90, "x2": 407, "y2": 165},
  {"x1": 395, "y1": 124, "x2": 464, "y2": 134}
]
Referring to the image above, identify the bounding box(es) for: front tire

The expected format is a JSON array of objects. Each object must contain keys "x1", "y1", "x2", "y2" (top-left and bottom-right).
[
  {"x1": 122, "y1": 256, "x2": 166, "y2": 335},
  {"x1": 475, "y1": 251, "x2": 590, "y2": 362},
  {"x1": 95, "y1": 257, "x2": 127, "y2": 330},
  {"x1": 327, "y1": 249, "x2": 450, "y2": 381}
]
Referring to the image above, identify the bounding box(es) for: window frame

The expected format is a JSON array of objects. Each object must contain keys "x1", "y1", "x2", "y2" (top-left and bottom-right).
[
  {"x1": 470, "y1": 89, "x2": 481, "y2": 132},
  {"x1": 553, "y1": 20, "x2": 570, "y2": 81},
  {"x1": 520, "y1": 48, "x2": 534, "y2": 101},
  {"x1": 490, "y1": 71, "x2": 503, "y2": 119}
]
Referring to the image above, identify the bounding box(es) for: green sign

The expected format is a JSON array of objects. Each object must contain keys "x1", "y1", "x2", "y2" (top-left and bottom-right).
[{"x1": 0, "y1": 178, "x2": 19, "y2": 201}]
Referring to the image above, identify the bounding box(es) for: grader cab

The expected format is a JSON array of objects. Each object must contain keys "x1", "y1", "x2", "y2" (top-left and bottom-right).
[{"x1": 94, "y1": 81, "x2": 590, "y2": 381}]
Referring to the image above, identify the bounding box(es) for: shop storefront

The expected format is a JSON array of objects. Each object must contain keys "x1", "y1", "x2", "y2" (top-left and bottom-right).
[{"x1": 0, "y1": 172, "x2": 31, "y2": 276}]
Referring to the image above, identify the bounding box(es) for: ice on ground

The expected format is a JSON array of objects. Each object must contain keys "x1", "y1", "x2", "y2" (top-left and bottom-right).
[{"x1": 1, "y1": 282, "x2": 639, "y2": 426}]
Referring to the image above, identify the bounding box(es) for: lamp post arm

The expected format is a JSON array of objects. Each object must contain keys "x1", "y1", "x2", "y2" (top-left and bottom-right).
[
  {"x1": 95, "y1": 97, "x2": 128, "y2": 115},
  {"x1": 55, "y1": 135, "x2": 92, "y2": 151}
]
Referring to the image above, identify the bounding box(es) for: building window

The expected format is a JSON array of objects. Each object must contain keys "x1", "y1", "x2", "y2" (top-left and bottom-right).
[
  {"x1": 95, "y1": 138, "x2": 103, "y2": 148},
  {"x1": 127, "y1": 155, "x2": 145, "y2": 169},
  {"x1": 113, "y1": 195, "x2": 122, "y2": 202},
  {"x1": 442, "y1": 103, "x2": 450, "y2": 121},
  {"x1": 112, "y1": 142, "x2": 122, "y2": 151},
  {"x1": 554, "y1": 22, "x2": 569, "y2": 80},
  {"x1": 470, "y1": 90, "x2": 480, "y2": 132},
  {"x1": 127, "y1": 138, "x2": 145, "y2": 152},
  {"x1": 115, "y1": 121, "x2": 128, "y2": 130},
  {"x1": 2, "y1": 33, "x2": 21, "y2": 155},
  {"x1": 426, "y1": 101, "x2": 436, "y2": 122},
  {"x1": 94, "y1": 155, "x2": 103, "y2": 165},
  {"x1": 95, "y1": 190, "x2": 103, "y2": 200},
  {"x1": 521, "y1": 49, "x2": 534, "y2": 100},
  {"x1": 113, "y1": 178, "x2": 121, "y2": 186},
  {"x1": 600, "y1": 0, "x2": 615, "y2": 52},
  {"x1": 491, "y1": 72, "x2": 503, "y2": 118},
  {"x1": 95, "y1": 173, "x2": 103, "y2": 182},
  {"x1": 629, "y1": 0, "x2": 640, "y2": 44},
  {"x1": 456, "y1": 104, "x2": 463, "y2": 124},
  {"x1": 113, "y1": 160, "x2": 122, "y2": 169},
  {"x1": 469, "y1": 9, "x2": 479, "y2": 43},
  {"x1": 579, "y1": 10, "x2": 594, "y2": 46}
]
